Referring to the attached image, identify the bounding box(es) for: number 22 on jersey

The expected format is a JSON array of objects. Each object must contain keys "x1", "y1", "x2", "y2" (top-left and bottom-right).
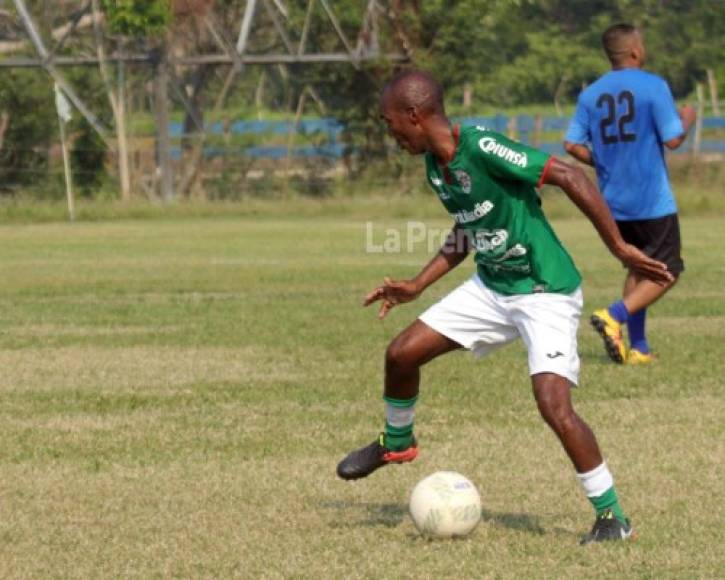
[{"x1": 597, "y1": 91, "x2": 636, "y2": 144}]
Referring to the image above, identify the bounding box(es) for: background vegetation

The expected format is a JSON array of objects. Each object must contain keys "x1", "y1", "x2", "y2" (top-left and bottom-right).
[{"x1": 0, "y1": 0, "x2": 722, "y2": 204}]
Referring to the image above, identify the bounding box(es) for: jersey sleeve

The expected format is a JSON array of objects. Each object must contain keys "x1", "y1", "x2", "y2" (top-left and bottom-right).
[
  {"x1": 471, "y1": 130, "x2": 551, "y2": 187},
  {"x1": 652, "y1": 78, "x2": 684, "y2": 142},
  {"x1": 565, "y1": 98, "x2": 590, "y2": 144}
]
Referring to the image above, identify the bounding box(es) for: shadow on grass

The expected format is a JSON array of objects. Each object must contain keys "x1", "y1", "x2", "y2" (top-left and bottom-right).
[
  {"x1": 319, "y1": 500, "x2": 407, "y2": 528},
  {"x1": 320, "y1": 501, "x2": 574, "y2": 538},
  {"x1": 320, "y1": 501, "x2": 571, "y2": 536},
  {"x1": 480, "y1": 508, "x2": 546, "y2": 535},
  {"x1": 481, "y1": 509, "x2": 575, "y2": 538}
]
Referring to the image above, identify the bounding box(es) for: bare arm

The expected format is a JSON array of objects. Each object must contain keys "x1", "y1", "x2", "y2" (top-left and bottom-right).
[
  {"x1": 364, "y1": 224, "x2": 470, "y2": 319},
  {"x1": 664, "y1": 105, "x2": 697, "y2": 150},
  {"x1": 543, "y1": 157, "x2": 673, "y2": 284},
  {"x1": 410, "y1": 223, "x2": 470, "y2": 291},
  {"x1": 563, "y1": 141, "x2": 595, "y2": 166}
]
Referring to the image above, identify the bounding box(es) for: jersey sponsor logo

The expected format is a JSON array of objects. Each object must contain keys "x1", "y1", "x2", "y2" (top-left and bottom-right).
[
  {"x1": 473, "y1": 229, "x2": 509, "y2": 252},
  {"x1": 451, "y1": 200, "x2": 494, "y2": 224},
  {"x1": 488, "y1": 262, "x2": 531, "y2": 273},
  {"x1": 478, "y1": 136, "x2": 528, "y2": 168},
  {"x1": 474, "y1": 232, "x2": 532, "y2": 273},
  {"x1": 491, "y1": 243, "x2": 527, "y2": 262},
  {"x1": 453, "y1": 170, "x2": 472, "y2": 193}
]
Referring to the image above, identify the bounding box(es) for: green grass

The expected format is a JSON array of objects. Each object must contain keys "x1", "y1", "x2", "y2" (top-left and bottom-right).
[
  {"x1": 0, "y1": 173, "x2": 723, "y2": 225},
  {"x1": 0, "y1": 211, "x2": 723, "y2": 578}
]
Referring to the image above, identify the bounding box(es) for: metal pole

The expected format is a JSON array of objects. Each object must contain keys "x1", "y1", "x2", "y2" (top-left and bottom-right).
[
  {"x1": 154, "y1": 50, "x2": 173, "y2": 202},
  {"x1": 0, "y1": 52, "x2": 407, "y2": 67},
  {"x1": 236, "y1": 0, "x2": 257, "y2": 55},
  {"x1": 57, "y1": 111, "x2": 75, "y2": 222},
  {"x1": 318, "y1": 0, "x2": 358, "y2": 67},
  {"x1": 694, "y1": 83, "x2": 704, "y2": 157},
  {"x1": 12, "y1": 0, "x2": 112, "y2": 146}
]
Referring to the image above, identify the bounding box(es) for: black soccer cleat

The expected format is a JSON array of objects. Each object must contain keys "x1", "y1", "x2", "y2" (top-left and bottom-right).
[
  {"x1": 336, "y1": 434, "x2": 418, "y2": 480},
  {"x1": 580, "y1": 509, "x2": 636, "y2": 545}
]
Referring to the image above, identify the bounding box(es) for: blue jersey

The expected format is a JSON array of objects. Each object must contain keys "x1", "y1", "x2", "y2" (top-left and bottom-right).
[{"x1": 565, "y1": 69, "x2": 684, "y2": 221}]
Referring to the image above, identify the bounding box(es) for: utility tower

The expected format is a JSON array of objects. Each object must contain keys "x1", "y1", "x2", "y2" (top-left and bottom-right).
[{"x1": 0, "y1": 0, "x2": 409, "y2": 200}]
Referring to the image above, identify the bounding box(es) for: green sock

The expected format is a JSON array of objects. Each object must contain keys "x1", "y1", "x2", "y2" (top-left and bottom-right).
[
  {"x1": 383, "y1": 395, "x2": 416, "y2": 451},
  {"x1": 589, "y1": 486, "x2": 627, "y2": 524}
]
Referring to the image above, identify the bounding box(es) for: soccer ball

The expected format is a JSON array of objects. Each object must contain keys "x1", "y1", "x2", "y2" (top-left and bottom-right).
[{"x1": 409, "y1": 471, "x2": 482, "y2": 538}]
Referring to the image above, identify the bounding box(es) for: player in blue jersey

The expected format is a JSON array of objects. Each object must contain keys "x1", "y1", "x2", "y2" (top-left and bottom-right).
[{"x1": 564, "y1": 23, "x2": 696, "y2": 364}]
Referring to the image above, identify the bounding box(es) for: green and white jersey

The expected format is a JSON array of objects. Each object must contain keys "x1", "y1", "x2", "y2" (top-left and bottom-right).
[{"x1": 425, "y1": 125, "x2": 581, "y2": 296}]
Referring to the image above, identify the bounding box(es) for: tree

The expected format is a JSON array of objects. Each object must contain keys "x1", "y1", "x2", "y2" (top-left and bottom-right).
[
  {"x1": 101, "y1": 0, "x2": 172, "y2": 36},
  {"x1": 100, "y1": 0, "x2": 173, "y2": 200},
  {"x1": 0, "y1": 69, "x2": 55, "y2": 190}
]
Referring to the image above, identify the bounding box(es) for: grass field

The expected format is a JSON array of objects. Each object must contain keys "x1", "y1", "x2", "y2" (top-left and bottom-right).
[{"x1": 0, "y1": 210, "x2": 723, "y2": 578}]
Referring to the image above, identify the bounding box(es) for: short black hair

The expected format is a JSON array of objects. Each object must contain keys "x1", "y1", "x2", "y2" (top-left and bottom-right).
[
  {"x1": 382, "y1": 69, "x2": 445, "y2": 116},
  {"x1": 602, "y1": 23, "x2": 639, "y2": 64}
]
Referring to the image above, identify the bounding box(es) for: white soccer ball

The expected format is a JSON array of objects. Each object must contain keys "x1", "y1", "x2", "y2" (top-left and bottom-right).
[{"x1": 409, "y1": 471, "x2": 482, "y2": 538}]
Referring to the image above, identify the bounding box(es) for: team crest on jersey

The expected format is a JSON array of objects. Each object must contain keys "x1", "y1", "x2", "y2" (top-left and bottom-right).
[
  {"x1": 453, "y1": 170, "x2": 472, "y2": 194},
  {"x1": 429, "y1": 175, "x2": 451, "y2": 200}
]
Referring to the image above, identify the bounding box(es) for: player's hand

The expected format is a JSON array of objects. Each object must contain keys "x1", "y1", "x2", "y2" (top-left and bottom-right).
[
  {"x1": 679, "y1": 104, "x2": 697, "y2": 125},
  {"x1": 363, "y1": 277, "x2": 421, "y2": 319},
  {"x1": 618, "y1": 244, "x2": 674, "y2": 285}
]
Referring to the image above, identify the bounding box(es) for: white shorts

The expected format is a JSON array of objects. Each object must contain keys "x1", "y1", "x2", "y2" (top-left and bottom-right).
[{"x1": 419, "y1": 274, "x2": 583, "y2": 385}]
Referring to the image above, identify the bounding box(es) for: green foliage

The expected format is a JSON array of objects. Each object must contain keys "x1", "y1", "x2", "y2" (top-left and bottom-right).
[
  {"x1": 64, "y1": 66, "x2": 111, "y2": 197},
  {"x1": 477, "y1": 27, "x2": 607, "y2": 107},
  {"x1": 71, "y1": 122, "x2": 107, "y2": 197},
  {"x1": 388, "y1": 0, "x2": 722, "y2": 106},
  {"x1": 0, "y1": 48, "x2": 111, "y2": 195},
  {"x1": 101, "y1": 0, "x2": 172, "y2": 37},
  {"x1": 0, "y1": 70, "x2": 55, "y2": 188},
  {"x1": 619, "y1": 0, "x2": 720, "y2": 95},
  {"x1": 405, "y1": 0, "x2": 533, "y2": 101},
  {"x1": 2, "y1": 1, "x2": 723, "y2": 201}
]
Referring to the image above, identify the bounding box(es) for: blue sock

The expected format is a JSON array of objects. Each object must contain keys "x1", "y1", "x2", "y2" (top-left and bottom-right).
[
  {"x1": 607, "y1": 300, "x2": 630, "y2": 324},
  {"x1": 627, "y1": 308, "x2": 649, "y2": 353}
]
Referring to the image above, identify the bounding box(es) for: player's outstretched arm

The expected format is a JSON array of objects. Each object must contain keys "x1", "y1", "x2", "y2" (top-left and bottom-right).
[
  {"x1": 543, "y1": 157, "x2": 674, "y2": 285},
  {"x1": 364, "y1": 224, "x2": 470, "y2": 319}
]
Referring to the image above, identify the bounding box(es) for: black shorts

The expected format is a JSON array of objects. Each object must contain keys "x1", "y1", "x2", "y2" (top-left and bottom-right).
[{"x1": 616, "y1": 214, "x2": 684, "y2": 275}]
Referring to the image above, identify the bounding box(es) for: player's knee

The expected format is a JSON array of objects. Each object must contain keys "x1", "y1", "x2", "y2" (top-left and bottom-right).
[
  {"x1": 385, "y1": 337, "x2": 417, "y2": 371},
  {"x1": 537, "y1": 397, "x2": 576, "y2": 434}
]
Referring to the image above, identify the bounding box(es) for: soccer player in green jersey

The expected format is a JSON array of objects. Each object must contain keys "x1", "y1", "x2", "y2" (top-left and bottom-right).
[{"x1": 336, "y1": 70, "x2": 674, "y2": 544}]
